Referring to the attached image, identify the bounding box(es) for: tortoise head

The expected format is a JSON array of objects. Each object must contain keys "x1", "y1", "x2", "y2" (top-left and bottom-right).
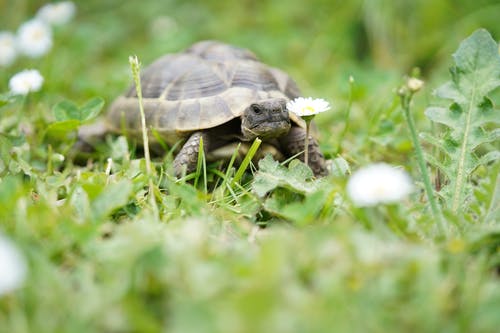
[{"x1": 241, "y1": 98, "x2": 291, "y2": 141}]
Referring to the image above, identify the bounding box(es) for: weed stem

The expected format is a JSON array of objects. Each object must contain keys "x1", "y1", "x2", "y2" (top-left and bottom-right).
[
  {"x1": 337, "y1": 76, "x2": 354, "y2": 153},
  {"x1": 400, "y1": 94, "x2": 447, "y2": 238},
  {"x1": 129, "y1": 56, "x2": 153, "y2": 176}
]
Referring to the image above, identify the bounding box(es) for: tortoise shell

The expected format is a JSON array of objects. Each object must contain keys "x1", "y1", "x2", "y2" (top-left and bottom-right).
[{"x1": 107, "y1": 41, "x2": 305, "y2": 145}]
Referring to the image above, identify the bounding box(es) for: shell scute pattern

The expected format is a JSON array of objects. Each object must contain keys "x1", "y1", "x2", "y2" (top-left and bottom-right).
[
  {"x1": 163, "y1": 62, "x2": 229, "y2": 101},
  {"x1": 231, "y1": 62, "x2": 280, "y2": 92},
  {"x1": 197, "y1": 95, "x2": 233, "y2": 129},
  {"x1": 157, "y1": 101, "x2": 180, "y2": 131},
  {"x1": 176, "y1": 99, "x2": 201, "y2": 129}
]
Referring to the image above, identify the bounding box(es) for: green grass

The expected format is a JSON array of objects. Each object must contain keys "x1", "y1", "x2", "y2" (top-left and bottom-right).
[{"x1": 1, "y1": 1, "x2": 499, "y2": 332}]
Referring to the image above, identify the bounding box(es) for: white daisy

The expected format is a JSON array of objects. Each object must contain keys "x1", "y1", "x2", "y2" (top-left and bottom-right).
[
  {"x1": 286, "y1": 97, "x2": 331, "y2": 117},
  {"x1": 0, "y1": 32, "x2": 17, "y2": 67},
  {"x1": 37, "y1": 1, "x2": 76, "y2": 26},
  {"x1": 347, "y1": 163, "x2": 413, "y2": 207},
  {"x1": 9, "y1": 69, "x2": 44, "y2": 95},
  {"x1": 17, "y1": 19, "x2": 52, "y2": 58},
  {"x1": 0, "y1": 234, "x2": 27, "y2": 296}
]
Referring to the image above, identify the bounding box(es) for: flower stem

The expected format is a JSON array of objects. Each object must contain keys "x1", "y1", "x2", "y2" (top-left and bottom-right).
[
  {"x1": 304, "y1": 120, "x2": 310, "y2": 166},
  {"x1": 400, "y1": 94, "x2": 446, "y2": 238}
]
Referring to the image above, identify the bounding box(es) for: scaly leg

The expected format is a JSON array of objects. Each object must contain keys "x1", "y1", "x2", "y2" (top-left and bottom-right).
[{"x1": 173, "y1": 131, "x2": 209, "y2": 176}]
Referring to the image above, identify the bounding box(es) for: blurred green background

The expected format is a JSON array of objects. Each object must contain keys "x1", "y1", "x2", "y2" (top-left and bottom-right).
[{"x1": 3, "y1": 0, "x2": 500, "y2": 96}]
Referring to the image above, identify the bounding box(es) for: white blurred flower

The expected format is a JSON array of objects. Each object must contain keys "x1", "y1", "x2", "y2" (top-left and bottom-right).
[
  {"x1": 407, "y1": 77, "x2": 424, "y2": 92},
  {"x1": 17, "y1": 19, "x2": 52, "y2": 58},
  {"x1": 0, "y1": 32, "x2": 17, "y2": 67},
  {"x1": 9, "y1": 69, "x2": 44, "y2": 95},
  {"x1": 347, "y1": 163, "x2": 413, "y2": 207},
  {"x1": 286, "y1": 97, "x2": 331, "y2": 117},
  {"x1": 0, "y1": 234, "x2": 27, "y2": 296},
  {"x1": 37, "y1": 1, "x2": 76, "y2": 26}
]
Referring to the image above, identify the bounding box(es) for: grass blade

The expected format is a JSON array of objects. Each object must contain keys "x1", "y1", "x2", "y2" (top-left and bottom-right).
[{"x1": 232, "y1": 138, "x2": 261, "y2": 185}]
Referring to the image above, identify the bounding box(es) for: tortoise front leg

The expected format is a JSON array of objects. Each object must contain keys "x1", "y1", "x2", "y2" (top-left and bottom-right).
[
  {"x1": 173, "y1": 131, "x2": 209, "y2": 177},
  {"x1": 279, "y1": 126, "x2": 328, "y2": 177}
]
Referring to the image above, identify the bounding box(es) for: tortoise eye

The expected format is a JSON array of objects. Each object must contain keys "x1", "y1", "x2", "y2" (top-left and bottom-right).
[{"x1": 251, "y1": 104, "x2": 262, "y2": 114}]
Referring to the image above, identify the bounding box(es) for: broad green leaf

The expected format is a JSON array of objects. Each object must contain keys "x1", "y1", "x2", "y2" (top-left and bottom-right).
[
  {"x1": 263, "y1": 189, "x2": 327, "y2": 225},
  {"x1": 484, "y1": 128, "x2": 500, "y2": 146},
  {"x1": 288, "y1": 159, "x2": 314, "y2": 180},
  {"x1": 422, "y1": 151, "x2": 451, "y2": 180},
  {"x1": 251, "y1": 155, "x2": 282, "y2": 197},
  {"x1": 166, "y1": 180, "x2": 208, "y2": 215},
  {"x1": 424, "y1": 29, "x2": 500, "y2": 213},
  {"x1": 252, "y1": 155, "x2": 318, "y2": 197},
  {"x1": 469, "y1": 162, "x2": 500, "y2": 224},
  {"x1": 252, "y1": 171, "x2": 280, "y2": 197},
  {"x1": 53, "y1": 97, "x2": 104, "y2": 122},
  {"x1": 46, "y1": 119, "x2": 81, "y2": 136},
  {"x1": 109, "y1": 136, "x2": 130, "y2": 161},
  {"x1": 70, "y1": 185, "x2": 91, "y2": 223},
  {"x1": 485, "y1": 165, "x2": 500, "y2": 223},
  {"x1": 251, "y1": 155, "x2": 329, "y2": 222},
  {"x1": 330, "y1": 156, "x2": 350, "y2": 177},
  {"x1": 91, "y1": 180, "x2": 133, "y2": 221},
  {"x1": 474, "y1": 151, "x2": 500, "y2": 172},
  {"x1": 53, "y1": 100, "x2": 80, "y2": 121},
  {"x1": 419, "y1": 132, "x2": 445, "y2": 152},
  {"x1": 80, "y1": 97, "x2": 104, "y2": 122},
  {"x1": 452, "y1": 29, "x2": 500, "y2": 96},
  {"x1": 474, "y1": 97, "x2": 499, "y2": 126},
  {"x1": 424, "y1": 106, "x2": 460, "y2": 128},
  {"x1": 434, "y1": 81, "x2": 466, "y2": 104}
]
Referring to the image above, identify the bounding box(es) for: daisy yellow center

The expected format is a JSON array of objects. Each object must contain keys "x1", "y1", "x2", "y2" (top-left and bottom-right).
[
  {"x1": 32, "y1": 29, "x2": 44, "y2": 40},
  {"x1": 303, "y1": 106, "x2": 315, "y2": 113},
  {"x1": 372, "y1": 184, "x2": 388, "y2": 196},
  {"x1": 22, "y1": 79, "x2": 32, "y2": 89}
]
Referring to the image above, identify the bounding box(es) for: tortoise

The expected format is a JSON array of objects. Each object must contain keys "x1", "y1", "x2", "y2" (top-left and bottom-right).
[{"x1": 89, "y1": 41, "x2": 328, "y2": 176}]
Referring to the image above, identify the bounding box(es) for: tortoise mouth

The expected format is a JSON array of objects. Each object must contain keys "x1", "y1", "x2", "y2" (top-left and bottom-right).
[
  {"x1": 245, "y1": 119, "x2": 291, "y2": 139},
  {"x1": 249, "y1": 118, "x2": 290, "y2": 130}
]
